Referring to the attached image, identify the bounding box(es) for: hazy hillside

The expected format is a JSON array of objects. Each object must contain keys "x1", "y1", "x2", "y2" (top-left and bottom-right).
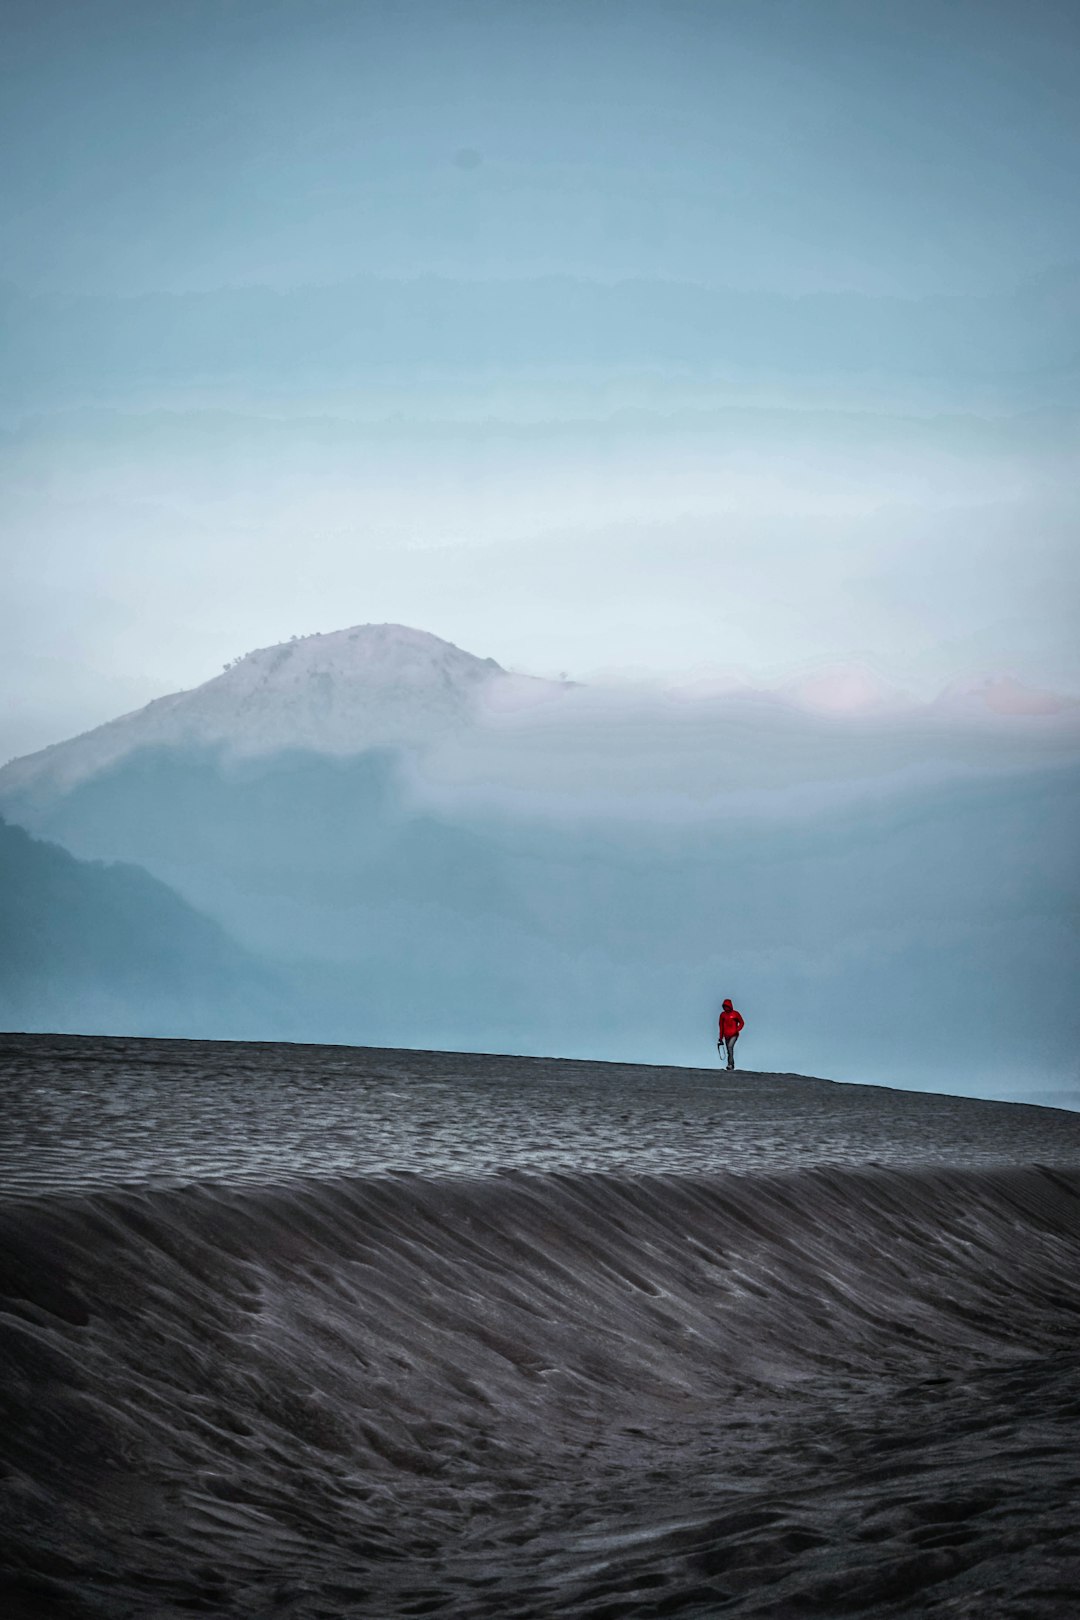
[
  {"x1": 0, "y1": 817, "x2": 290, "y2": 1040},
  {"x1": 4, "y1": 745, "x2": 1078, "y2": 1096}
]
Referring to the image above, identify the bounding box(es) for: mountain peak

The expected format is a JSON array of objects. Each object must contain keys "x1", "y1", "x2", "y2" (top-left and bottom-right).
[
  {"x1": 219, "y1": 623, "x2": 502, "y2": 689},
  {"x1": 0, "y1": 624, "x2": 510, "y2": 801}
]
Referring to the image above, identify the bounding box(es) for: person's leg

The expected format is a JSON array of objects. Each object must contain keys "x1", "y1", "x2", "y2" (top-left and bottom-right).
[{"x1": 725, "y1": 1035, "x2": 737, "y2": 1069}]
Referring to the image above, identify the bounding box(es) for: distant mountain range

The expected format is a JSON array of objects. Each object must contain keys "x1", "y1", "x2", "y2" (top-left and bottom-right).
[{"x1": 2, "y1": 624, "x2": 1078, "y2": 1097}]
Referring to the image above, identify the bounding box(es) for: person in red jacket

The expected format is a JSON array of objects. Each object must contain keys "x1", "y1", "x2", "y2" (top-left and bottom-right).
[{"x1": 717, "y1": 999, "x2": 745, "y2": 1070}]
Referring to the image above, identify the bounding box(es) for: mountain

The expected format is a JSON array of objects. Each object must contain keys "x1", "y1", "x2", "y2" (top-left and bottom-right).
[
  {"x1": 1, "y1": 626, "x2": 1078, "y2": 1095},
  {"x1": 4, "y1": 625, "x2": 1078, "y2": 813},
  {"x1": 0, "y1": 624, "x2": 520, "y2": 802},
  {"x1": 0, "y1": 816, "x2": 288, "y2": 1039}
]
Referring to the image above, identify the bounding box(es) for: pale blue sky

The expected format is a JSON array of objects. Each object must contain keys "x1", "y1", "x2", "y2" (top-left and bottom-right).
[
  {"x1": 2, "y1": 0, "x2": 1079, "y2": 758},
  {"x1": 4, "y1": 0, "x2": 1080, "y2": 296}
]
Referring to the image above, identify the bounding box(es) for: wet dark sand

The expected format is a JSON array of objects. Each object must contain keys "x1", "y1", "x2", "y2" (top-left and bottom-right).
[{"x1": 1, "y1": 1034, "x2": 1079, "y2": 1618}]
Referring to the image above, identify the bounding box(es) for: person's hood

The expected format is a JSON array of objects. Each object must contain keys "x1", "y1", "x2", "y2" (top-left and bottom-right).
[{"x1": 722, "y1": 999, "x2": 733, "y2": 1010}]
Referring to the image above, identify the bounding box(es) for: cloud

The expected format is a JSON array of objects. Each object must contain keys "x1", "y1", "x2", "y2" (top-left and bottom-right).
[{"x1": 3, "y1": 383, "x2": 1078, "y2": 761}]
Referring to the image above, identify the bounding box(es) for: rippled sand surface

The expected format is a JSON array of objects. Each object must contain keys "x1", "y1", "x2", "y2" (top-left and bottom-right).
[
  {"x1": 2, "y1": 1034, "x2": 1080, "y2": 1619},
  {"x1": 3, "y1": 1032, "x2": 1078, "y2": 1194}
]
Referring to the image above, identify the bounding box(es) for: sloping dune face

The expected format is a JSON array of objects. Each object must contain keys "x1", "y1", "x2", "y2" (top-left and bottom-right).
[{"x1": 2, "y1": 1165, "x2": 1080, "y2": 1619}]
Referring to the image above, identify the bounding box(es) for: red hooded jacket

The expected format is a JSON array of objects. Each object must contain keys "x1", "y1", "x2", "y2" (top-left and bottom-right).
[{"x1": 718, "y1": 1000, "x2": 744, "y2": 1039}]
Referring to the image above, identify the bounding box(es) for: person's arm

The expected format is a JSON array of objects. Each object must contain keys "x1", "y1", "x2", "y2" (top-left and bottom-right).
[{"x1": 736, "y1": 1012, "x2": 745, "y2": 1033}]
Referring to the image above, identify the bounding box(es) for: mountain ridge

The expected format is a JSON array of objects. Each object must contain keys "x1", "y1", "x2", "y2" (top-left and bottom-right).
[
  {"x1": 0, "y1": 815, "x2": 286, "y2": 1039},
  {"x1": 0, "y1": 624, "x2": 529, "y2": 799},
  {"x1": 3, "y1": 623, "x2": 1079, "y2": 809}
]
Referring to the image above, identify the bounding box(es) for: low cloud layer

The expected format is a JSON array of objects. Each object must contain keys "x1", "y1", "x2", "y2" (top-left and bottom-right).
[{"x1": 4, "y1": 388, "x2": 1078, "y2": 763}]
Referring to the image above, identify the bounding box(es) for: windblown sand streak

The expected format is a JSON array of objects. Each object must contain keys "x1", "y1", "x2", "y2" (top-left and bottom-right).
[{"x1": 2, "y1": 1165, "x2": 1079, "y2": 1616}]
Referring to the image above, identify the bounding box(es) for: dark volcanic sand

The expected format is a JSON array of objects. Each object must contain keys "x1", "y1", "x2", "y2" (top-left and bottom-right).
[{"x1": 1, "y1": 1034, "x2": 1079, "y2": 1618}]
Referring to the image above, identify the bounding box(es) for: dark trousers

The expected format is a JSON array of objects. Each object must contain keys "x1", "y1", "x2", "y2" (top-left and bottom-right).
[{"x1": 721, "y1": 1034, "x2": 739, "y2": 1069}]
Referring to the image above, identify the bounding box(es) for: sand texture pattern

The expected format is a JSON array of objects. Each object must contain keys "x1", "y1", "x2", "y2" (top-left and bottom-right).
[{"x1": 2, "y1": 1035, "x2": 1079, "y2": 1617}]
